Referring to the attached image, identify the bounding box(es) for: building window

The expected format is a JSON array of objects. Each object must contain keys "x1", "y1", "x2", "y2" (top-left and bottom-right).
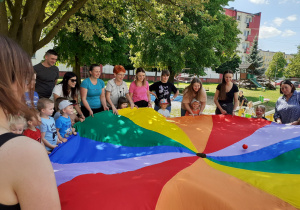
[
  {"x1": 244, "y1": 30, "x2": 250, "y2": 36},
  {"x1": 237, "y1": 16, "x2": 241, "y2": 20}
]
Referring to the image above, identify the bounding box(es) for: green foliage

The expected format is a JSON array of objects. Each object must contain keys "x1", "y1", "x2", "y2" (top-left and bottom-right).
[
  {"x1": 130, "y1": 0, "x2": 240, "y2": 80},
  {"x1": 215, "y1": 54, "x2": 241, "y2": 74},
  {"x1": 247, "y1": 37, "x2": 265, "y2": 76},
  {"x1": 285, "y1": 45, "x2": 300, "y2": 78},
  {"x1": 265, "y1": 52, "x2": 287, "y2": 79}
]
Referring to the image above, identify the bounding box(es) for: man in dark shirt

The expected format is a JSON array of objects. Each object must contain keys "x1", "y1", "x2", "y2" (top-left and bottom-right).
[
  {"x1": 149, "y1": 70, "x2": 179, "y2": 112},
  {"x1": 34, "y1": 49, "x2": 59, "y2": 98}
]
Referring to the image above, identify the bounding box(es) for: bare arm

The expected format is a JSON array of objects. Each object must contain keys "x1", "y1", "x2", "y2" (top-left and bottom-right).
[
  {"x1": 233, "y1": 92, "x2": 239, "y2": 115},
  {"x1": 199, "y1": 101, "x2": 206, "y2": 114},
  {"x1": 214, "y1": 90, "x2": 226, "y2": 114},
  {"x1": 171, "y1": 90, "x2": 179, "y2": 101},
  {"x1": 149, "y1": 91, "x2": 157, "y2": 99},
  {"x1": 147, "y1": 90, "x2": 152, "y2": 107},
  {"x1": 9, "y1": 137, "x2": 61, "y2": 209},
  {"x1": 73, "y1": 94, "x2": 84, "y2": 119},
  {"x1": 125, "y1": 93, "x2": 135, "y2": 109},
  {"x1": 56, "y1": 128, "x2": 67, "y2": 143},
  {"x1": 100, "y1": 88, "x2": 109, "y2": 111},
  {"x1": 41, "y1": 132, "x2": 57, "y2": 149},
  {"x1": 53, "y1": 93, "x2": 60, "y2": 101},
  {"x1": 80, "y1": 87, "x2": 93, "y2": 117},
  {"x1": 129, "y1": 92, "x2": 134, "y2": 101},
  {"x1": 106, "y1": 91, "x2": 118, "y2": 115}
]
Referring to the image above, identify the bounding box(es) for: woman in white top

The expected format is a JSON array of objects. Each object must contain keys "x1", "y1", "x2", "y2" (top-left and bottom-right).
[
  {"x1": 0, "y1": 35, "x2": 60, "y2": 209},
  {"x1": 51, "y1": 72, "x2": 84, "y2": 119},
  {"x1": 106, "y1": 65, "x2": 135, "y2": 115}
]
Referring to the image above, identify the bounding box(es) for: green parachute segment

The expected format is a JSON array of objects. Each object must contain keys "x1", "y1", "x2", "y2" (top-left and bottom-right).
[{"x1": 74, "y1": 111, "x2": 193, "y2": 150}]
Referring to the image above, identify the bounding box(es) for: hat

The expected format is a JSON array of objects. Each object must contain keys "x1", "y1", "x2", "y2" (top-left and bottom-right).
[
  {"x1": 58, "y1": 100, "x2": 73, "y2": 110},
  {"x1": 191, "y1": 98, "x2": 200, "y2": 105},
  {"x1": 160, "y1": 99, "x2": 169, "y2": 104}
]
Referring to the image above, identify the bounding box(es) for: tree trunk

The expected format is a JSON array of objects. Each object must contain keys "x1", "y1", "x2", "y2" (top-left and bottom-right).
[
  {"x1": 74, "y1": 55, "x2": 81, "y2": 84},
  {"x1": 168, "y1": 66, "x2": 175, "y2": 84}
]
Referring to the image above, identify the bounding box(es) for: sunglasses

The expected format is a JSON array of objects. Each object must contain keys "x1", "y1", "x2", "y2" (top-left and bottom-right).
[{"x1": 70, "y1": 79, "x2": 77, "y2": 83}]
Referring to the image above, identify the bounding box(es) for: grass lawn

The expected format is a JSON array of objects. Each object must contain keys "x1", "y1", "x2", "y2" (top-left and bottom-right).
[{"x1": 202, "y1": 83, "x2": 281, "y2": 112}]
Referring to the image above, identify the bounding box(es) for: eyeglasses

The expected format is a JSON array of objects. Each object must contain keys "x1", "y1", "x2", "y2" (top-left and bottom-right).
[
  {"x1": 70, "y1": 79, "x2": 77, "y2": 83},
  {"x1": 117, "y1": 74, "x2": 126, "y2": 77}
]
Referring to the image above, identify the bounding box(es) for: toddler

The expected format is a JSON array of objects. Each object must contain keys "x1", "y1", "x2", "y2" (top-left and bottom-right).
[
  {"x1": 254, "y1": 105, "x2": 267, "y2": 120},
  {"x1": 53, "y1": 97, "x2": 68, "y2": 121},
  {"x1": 185, "y1": 98, "x2": 201, "y2": 116},
  {"x1": 23, "y1": 108, "x2": 43, "y2": 143},
  {"x1": 56, "y1": 100, "x2": 77, "y2": 143},
  {"x1": 54, "y1": 97, "x2": 82, "y2": 125},
  {"x1": 118, "y1": 96, "x2": 129, "y2": 109},
  {"x1": 158, "y1": 99, "x2": 170, "y2": 117},
  {"x1": 37, "y1": 98, "x2": 58, "y2": 152},
  {"x1": 244, "y1": 101, "x2": 255, "y2": 116},
  {"x1": 8, "y1": 114, "x2": 26, "y2": 134}
]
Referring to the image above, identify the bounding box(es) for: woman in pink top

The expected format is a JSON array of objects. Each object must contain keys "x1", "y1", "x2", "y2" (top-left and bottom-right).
[{"x1": 129, "y1": 68, "x2": 151, "y2": 108}]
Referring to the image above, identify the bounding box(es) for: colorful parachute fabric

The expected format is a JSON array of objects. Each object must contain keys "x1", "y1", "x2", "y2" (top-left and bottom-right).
[{"x1": 50, "y1": 108, "x2": 300, "y2": 210}]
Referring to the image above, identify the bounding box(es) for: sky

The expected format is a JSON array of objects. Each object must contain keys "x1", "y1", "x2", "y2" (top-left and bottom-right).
[{"x1": 226, "y1": 0, "x2": 300, "y2": 54}]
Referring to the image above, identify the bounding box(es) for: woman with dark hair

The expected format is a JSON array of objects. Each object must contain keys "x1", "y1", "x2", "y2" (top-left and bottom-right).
[
  {"x1": 214, "y1": 70, "x2": 239, "y2": 115},
  {"x1": 129, "y1": 67, "x2": 151, "y2": 108},
  {"x1": 274, "y1": 80, "x2": 300, "y2": 124},
  {"x1": 106, "y1": 65, "x2": 135, "y2": 115},
  {"x1": 80, "y1": 64, "x2": 109, "y2": 117},
  {"x1": 0, "y1": 35, "x2": 60, "y2": 209},
  {"x1": 51, "y1": 72, "x2": 84, "y2": 119},
  {"x1": 181, "y1": 78, "x2": 207, "y2": 116}
]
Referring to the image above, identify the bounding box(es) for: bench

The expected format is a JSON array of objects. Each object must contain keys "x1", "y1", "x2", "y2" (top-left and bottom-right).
[{"x1": 253, "y1": 101, "x2": 262, "y2": 106}]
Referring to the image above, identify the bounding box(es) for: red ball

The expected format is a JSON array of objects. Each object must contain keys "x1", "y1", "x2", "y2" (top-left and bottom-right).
[{"x1": 242, "y1": 144, "x2": 248, "y2": 149}]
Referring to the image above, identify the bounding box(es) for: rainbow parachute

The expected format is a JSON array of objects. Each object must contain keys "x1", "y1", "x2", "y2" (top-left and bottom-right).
[{"x1": 50, "y1": 108, "x2": 300, "y2": 210}]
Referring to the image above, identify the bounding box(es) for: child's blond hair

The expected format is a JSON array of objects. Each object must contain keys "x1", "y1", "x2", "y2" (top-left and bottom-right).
[
  {"x1": 37, "y1": 98, "x2": 54, "y2": 112},
  {"x1": 247, "y1": 101, "x2": 253, "y2": 108},
  {"x1": 8, "y1": 114, "x2": 27, "y2": 130}
]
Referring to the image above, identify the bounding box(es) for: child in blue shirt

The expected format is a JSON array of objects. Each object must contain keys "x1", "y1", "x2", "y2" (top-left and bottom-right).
[
  {"x1": 37, "y1": 98, "x2": 58, "y2": 153},
  {"x1": 56, "y1": 100, "x2": 77, "y2": 142}
]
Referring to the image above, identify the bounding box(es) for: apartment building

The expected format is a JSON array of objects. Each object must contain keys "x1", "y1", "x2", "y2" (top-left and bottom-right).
[
  {"x1": 259, "y1": 50, "x2": 295, "y2": 70},
  {"x1": 224, "y1": 7, "x2": 261, "y2": 64}
]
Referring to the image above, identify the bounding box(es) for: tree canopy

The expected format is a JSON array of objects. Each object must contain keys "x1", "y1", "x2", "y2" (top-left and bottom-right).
[
  {"x1": 0, "y1": 0, "x2": 89, "y2": 55},
  {"x1": 0, "y1": 0, "x2": 210, "y2": 56},
  {"x1": 265, "y1": 52, "x2": 287, "y2": 79},
  {"x1": 215, "y1": 54, "x2": 241, "y2": 74},
  {"x1": 285, "y1": 45, "x2": 300, "y2": 78},
  {"x1": 130, "y1": 0, "x2": 240, "y2": 83}
]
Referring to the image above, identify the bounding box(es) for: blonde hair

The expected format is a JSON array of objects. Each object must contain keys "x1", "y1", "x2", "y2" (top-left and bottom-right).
[
  {"x1": 8, "y1": 114, "x2": 27, "y2": 130},
  {"x1": 247, "y1": 101, "x2": 253, "y2": 108},
  {"x1": 37, "y1": 98, "x2": 54, "y2": 112}
]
